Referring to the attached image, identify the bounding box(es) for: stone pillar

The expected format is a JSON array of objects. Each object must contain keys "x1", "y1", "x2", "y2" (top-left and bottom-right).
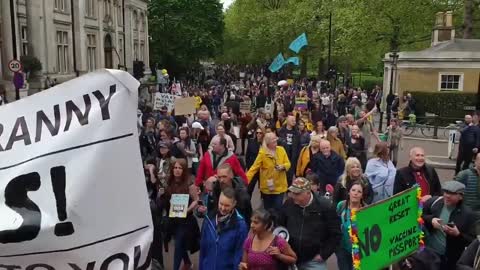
[{"x1": 143, "y1": 9, "x2": 151, "y2": 76}]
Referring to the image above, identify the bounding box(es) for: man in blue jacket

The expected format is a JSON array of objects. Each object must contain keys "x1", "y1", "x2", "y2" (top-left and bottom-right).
[
  {"x1": 199, "y1": 187, "x2": 248, "y2": 270},
  {"x1": 312, "y1": 140, "x2": 345, "y2": 191}
]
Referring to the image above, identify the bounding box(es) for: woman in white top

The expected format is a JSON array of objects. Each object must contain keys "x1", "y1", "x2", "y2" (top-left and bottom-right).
[{"x1": 208, "y1": 124, "x2": 235, "y2": 152}]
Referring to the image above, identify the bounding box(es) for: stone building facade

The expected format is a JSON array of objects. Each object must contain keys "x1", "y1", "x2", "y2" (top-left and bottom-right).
[{"x1": 0, "y1": 0, "x2": 150, "y2": 99}]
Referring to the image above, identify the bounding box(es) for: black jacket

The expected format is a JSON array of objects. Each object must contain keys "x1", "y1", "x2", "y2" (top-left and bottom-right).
[
  {"x1": 246, "y1": 139, "x2": 261, "y2": 169},
  {"x1": 423, "y1": 197, "x2": 477, "y2": 269},
  {"x1": 393, "y1": 162, "x2": 442, "y2": 196},
  {"x1": 311, "y1": 151, "x2": 345, "y2": 187},
  {"x1": 333, "y1": 175, "x2": 374, "y2": 205},
  {"x1": 457, "y1": 239, "x2": 480, "y2": 270},
  {"x1": 459, "y1": 124, "x2": 480, "y2": 149},
  {"x1": 277, "y1": 126, "x2": 301, "y2": 165},
  {"x1": 208, "y1": 177, "x2": 252, "y2": 223},
  {"x1": 278, "y1": 193, "x2": 341, "y2": 264}
]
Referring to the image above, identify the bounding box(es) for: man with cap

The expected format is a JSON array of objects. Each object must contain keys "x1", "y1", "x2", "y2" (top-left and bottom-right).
[
  {"x1": 277, "y1": 177, "x2": 341, "y2": 270},
  {"x1": 423, "y1": 181, "x2": 477, "y2": 270}
]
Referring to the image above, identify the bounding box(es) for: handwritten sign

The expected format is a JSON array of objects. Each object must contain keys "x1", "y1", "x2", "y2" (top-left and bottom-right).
[
  {"x1": 169, "y1": 194, "x2": 190, "y2": 218},
  {"x1": 154, "y1": 93, "x2": 178, "y2": 112},
  {"x1": 351, "y1": 187, "x2": 422, "y2": 270},
  {"x1": 240, "y1": 101, "x2": 252, "y2": 113}
]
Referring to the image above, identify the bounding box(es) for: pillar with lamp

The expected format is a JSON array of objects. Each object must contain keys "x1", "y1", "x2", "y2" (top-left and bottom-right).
[{"x1": 386, "y1": 51, "x2": 399, "y2": 127}]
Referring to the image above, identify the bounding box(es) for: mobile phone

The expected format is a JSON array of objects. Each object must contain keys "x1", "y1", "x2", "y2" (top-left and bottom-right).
[
  {"x1": 447, "y1": 222, "x2": 455, "y2": 228},
  {"x1": 197, "y1": 200, "x2": 203, "y2": 206}
]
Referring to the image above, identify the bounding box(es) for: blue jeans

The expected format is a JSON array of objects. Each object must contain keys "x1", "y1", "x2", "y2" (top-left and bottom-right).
[
  {"x1": 336, "y1": 247, "x2": 353, "y2": 270},
  {"x1": 261, "y1": 193, "x2": 284, "y2": 211},
  {"x1": 173, "y1": 225, "x2": 191, "y2": 270},
  {"x1": 298, "y1": 260, "x2": 327, "y2": 270}
]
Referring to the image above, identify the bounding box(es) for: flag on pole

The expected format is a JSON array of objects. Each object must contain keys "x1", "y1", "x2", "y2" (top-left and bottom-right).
[
  {"x1": 285, "y1": 57, "x2": 300, "y2": 66},
  {"x1": 289, "y1": 33, "x2": 308, "y2": 53},
  {"x1": 269, "y1": 53, "x2": 286, "y2": 73}
]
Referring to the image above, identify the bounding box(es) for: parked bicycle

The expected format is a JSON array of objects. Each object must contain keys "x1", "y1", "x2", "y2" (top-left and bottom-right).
[{"x1": 401, "y1": 113, "x2": 436, "y2": 138}]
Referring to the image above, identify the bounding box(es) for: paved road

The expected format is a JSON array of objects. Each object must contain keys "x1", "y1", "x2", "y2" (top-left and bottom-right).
[{"x1": 162, "y1": 135, "x2": 455, "y2": 270}]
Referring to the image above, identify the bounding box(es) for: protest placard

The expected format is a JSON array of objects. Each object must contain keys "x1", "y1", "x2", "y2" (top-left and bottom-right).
[
  {"x1": 154, "y1": 92, "x2": 177, "y2": 111},
  {"x1": 174, "y1": 97, "x2": 196, "y2": 115},
  {"x1": 0, "y1": 69, "x2": 152, "y2": 269},
  {"x1": 240, "y1": 101, "x2": 252, "y2": 113},
  {"x1": 169, "y1": 194, "x2": 190, "y2": 218},
  {"x1": 350, "y1": 187, "x2": 424, "y2": 270},
  {"x1": 295, "y1": 97, "x2": 308, "y2": 109}
]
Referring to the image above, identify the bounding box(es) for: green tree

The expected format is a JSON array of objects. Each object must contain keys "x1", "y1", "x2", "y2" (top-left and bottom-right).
[{"x1": 149, "y1": 0, "x2": 224, "y2": 75}]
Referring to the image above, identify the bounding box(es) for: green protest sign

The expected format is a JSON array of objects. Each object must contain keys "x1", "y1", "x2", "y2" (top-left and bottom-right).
[{"x1": 350, "y1": 187, "x2": 425, "y2": 270}]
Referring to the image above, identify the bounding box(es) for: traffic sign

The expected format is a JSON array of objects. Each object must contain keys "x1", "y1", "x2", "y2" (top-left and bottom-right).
[{"x1": 8, "y1": 59, "x2": 22, "y2": 73}]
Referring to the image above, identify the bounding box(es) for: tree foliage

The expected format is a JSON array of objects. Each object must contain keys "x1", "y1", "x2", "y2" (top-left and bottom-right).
[
  {"x1": 218, "y1": 0, "x2": 469, "y2": 76},
  {"x1": 149, "y1": 0, "x2": 224, "y2": 74}
]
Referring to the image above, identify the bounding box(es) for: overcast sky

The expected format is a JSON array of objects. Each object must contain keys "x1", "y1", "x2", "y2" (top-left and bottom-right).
[{"x1": 221, "y1": 0, "x2": 234, "y2": 10}]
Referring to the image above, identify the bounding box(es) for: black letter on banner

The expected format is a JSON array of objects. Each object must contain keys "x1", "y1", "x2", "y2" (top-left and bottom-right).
[
  {"x1": 0, "y1": 265, "x2": 21, "y2": 270},
  {"x1": 134, "y1": 243, "x2": 152, "y2": 270},
  {"x1": 92, "y1": 84, "x2": 116, "y2": 120},
  {"x1": 26, "y1": 264, "x2": 55, "y2": 270},
  {"x1": 64, "y1": 95, "x2": 92, "y2": 132},
  {"x1": 5, "y1": 116, "x2": 32, "y2": 151},
  {"x1": 68, "y1": 262, "x2": 96, "y2": 270},
  {"x1": 100, "y1": 253, "x2": 129, "y2": 270},
  {"x1": 0, "y1": 172, "x2": 41, "y2": 243},
  {"x1": 0, "y1": 124, "x2": 5, "y2": 151},
  {"x1": 35, "y1": 105, "x2": 61, "y2": 142}
]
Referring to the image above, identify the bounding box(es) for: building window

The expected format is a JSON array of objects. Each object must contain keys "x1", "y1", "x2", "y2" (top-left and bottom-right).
[
  {"x1": 55, "y1": 0, "x2": 67, "y2": 12},
  {"x1": 56, "y1": 31, "x2": 69, "y2": 73},
  {"x1": 117, "y1": 3, "x2": 123, "y2": 26},
  {"x1": 86, "y1": 0, "x2": 96, "y2": 18},
  {"x1": 87, "y1": 34, "x2": 97, "y2": 71},
  {"x1": 133, "y1": 11, "x2": 138, "y2": 31},
  {"x1": 439, "y1": 73, "x2": 464, "y2": 91},
  {"x1": 140, "y1": 13, "x2": 145, "y2": 32},
  {"x1": 133, "y1": 41, "x2": 139, "y2": 60},
  {"x1": 140, "y1": 42, "x2": 145, "y2": 61},
  {"x1": 21, "y1": 26, "x2": 28, "y2": 56},
  {"x1": 104, "y1": 0, "x2": 112, "y2": 18},
  {"x1": 118, "y1": 37, "x2": 124, "y2": 64}
]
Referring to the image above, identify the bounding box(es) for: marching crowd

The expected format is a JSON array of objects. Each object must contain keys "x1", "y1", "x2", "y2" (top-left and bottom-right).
[{"x1": 138, "y1": 68, "x2": 480, "y2": 270}]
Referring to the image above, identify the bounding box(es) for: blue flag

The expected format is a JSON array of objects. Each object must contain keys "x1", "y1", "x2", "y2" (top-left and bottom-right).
[
  {"x1": 285, "y1": 57, "x2": 300, "y2": 66},
  {"x1": 289, "y1": 33, "x2": 308, "y2": 53},
  {"x1": 269, "y1": 53, "x2": 286, "y2": 73}
]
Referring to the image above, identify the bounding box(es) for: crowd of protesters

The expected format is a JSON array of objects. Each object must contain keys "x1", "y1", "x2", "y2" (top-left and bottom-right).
[{"x1": 139, "y1": 65, "x2": 480, "y2": 270}]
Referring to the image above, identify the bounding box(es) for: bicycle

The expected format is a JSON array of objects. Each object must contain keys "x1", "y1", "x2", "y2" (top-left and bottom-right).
[
  {"x1": 442, "y1": 120, "x2": 463, "y2": 139},
  {"x1": 401, "y1": 114, "x2": 436, "y2": 138}
]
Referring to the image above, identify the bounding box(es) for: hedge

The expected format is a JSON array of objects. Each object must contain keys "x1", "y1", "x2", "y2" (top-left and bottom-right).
[{"x1": 410, "y1": 91, "x2": 478, "y2": 120}]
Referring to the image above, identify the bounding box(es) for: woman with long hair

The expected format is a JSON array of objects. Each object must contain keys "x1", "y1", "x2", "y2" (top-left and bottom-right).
[
  {"x1": 239, "y1": 209, "x2": 297, "y2": 270},
  {"x1": 311, "y1": 120, "x2": 328, "y2": 140},
  {"x1": 298, "y1": 120, "x2": 311, "y2": 148},
  {"x1": 176, "y1": 127, "x2": 197, "y2": 174},
  {"x1": 365, "y1": 142, "x2": 396, "y2": 203},
  {"x1": 347, "y1": 125, "x2": 367, "y2": 170},
  {"x1": 157, "y1": 159, "x2": 200, "y2": 270},
  {"x1": 333, "y1": 157, "x2": 373, "y2": 205},
  {"x1": 246, "y1": 132, "x2": 291, "y2": 211},
  {"x1": 336, "y1": 181, "x2": 367, "y2": 270}
]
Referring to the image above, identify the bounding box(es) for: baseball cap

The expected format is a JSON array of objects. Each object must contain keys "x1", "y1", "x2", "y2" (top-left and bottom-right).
[
  {"x1": 192, "y1": 122, "x2": 204, "y2": 130},
  {"x1": 442, "y1": 181, "x2": 465, "y2": 194},
  {"x1": 288, "y1": 177, "x2": 312, "y2": 193},
  {"x1": 158, "y1": 141, "x2": 170, "y2": 149}
]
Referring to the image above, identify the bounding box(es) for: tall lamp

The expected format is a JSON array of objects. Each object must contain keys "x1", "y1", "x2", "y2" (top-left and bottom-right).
[{"x1": 386, "y1": 51, "x2": 399, "y2": 126}]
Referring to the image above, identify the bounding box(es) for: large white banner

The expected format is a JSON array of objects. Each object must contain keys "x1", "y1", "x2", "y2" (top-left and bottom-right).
[{"x1": 0, "y1": 70, "x2": 153, "y2": 269}]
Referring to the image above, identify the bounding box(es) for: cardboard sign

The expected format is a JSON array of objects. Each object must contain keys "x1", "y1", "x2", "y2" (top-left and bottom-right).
[
  {"x1": 240, "y1": 101, "x2": 252, "y2": 113},
  {"x1": 0, "y1": 69, "x2": 152, "y2": 268},
  {"x1": 169, "y1": 194, "x2": 190, "y2": 218},
  {"x1": 350, "y1": 187, "x2": 422, "y2": 270},
  {"x1": 154, "y1": 93, "x2": 178, "y2": 112},
  {"x1": 174, "y1": 97, "x2": 196, "y2": 115}
]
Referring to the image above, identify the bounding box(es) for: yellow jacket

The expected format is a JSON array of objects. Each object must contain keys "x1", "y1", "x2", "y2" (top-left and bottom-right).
[
  {"x1": 327, "y1": 134, "x2": 347, "y2": 159},
  {"x1": 246, "y1": 146, "x2": 291, "y2": 194},
  {"x1": 296, "y1": 146, "x2": 311, "y2": 177}
]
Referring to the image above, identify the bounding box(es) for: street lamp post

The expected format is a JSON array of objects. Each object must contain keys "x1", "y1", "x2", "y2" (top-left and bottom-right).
[{"x1": 386, "y1": 51, "x2": 399, "y2": 126}]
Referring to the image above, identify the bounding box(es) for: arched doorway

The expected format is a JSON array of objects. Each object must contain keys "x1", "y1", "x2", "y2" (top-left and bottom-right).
[{"x1": 104, "y1": 34, "x2": 113, "y2": 69}]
